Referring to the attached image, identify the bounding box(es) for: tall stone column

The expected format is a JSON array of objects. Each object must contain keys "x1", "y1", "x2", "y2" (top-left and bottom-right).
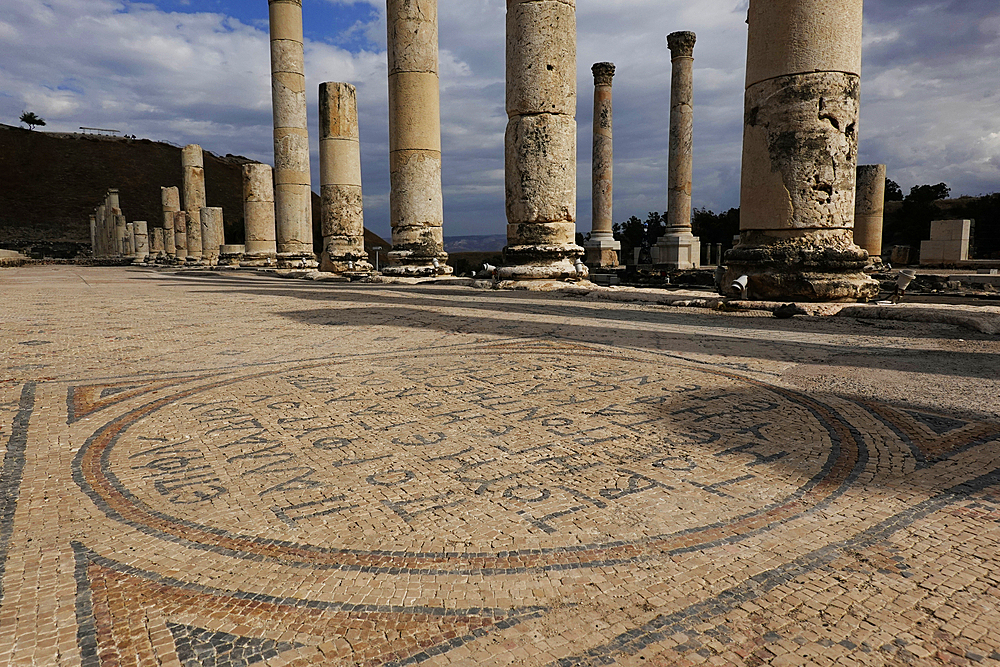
[
  {"x1": 126, "y1": 222, "x2": 136, "y2": 258},
  {"x1": 723, "y1": 0, "x2": 877, "y2": 301},
  {"x1": 95, "y1": 204, "x2": 106, "y2": 257},
  {"x1": 113, "y1": 214, "x2": 126, "y2": 257},
  {"x1": 200, "y1": 207, "x2": 225, "y2": 266},
  {"x1": 151, "y1": 227, "x2": 165, "y2": 260},
  {"x1": 654, "y1": 31, "x2": 700, "y2": 269},
  {"x1": 173, "y1": 210, "x2": 188, "y2": 261},
  {"x1": 384, "y1": 0, "x2": 450, "y2": 276},
  {"x1": 242, "y1": 163, "x2": 278, "y2": 263},
  {"x1": 268, "y1": 0, "x2": 316, "y2": 267},
  {"x1": 584, "y1": 62, "x2": 621, "y2": 268},
  {"x1": 161, "y1": 186, "x2": 179, "y2": 260},
  {"x1": 133, "y1": 221, "x2": 149, "y2": 262},
  {"x1": 182, "y1": 144, "x2": 206, "y2": 263},
  {"x1": 500, "y1": 0, "x2": 583, "y2": 281},
  {"x1": 854, "y1": 164, "x2": 886, "y2": 261},
  {"x1": 319, "y1": 81, "x2": 373, "y2": 273}
]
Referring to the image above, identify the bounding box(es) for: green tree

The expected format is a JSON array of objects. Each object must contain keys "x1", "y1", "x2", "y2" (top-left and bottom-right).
[
  {"x1": 18, "y1": 111, "x2": 46, "y2": 130},
  {"x1": 883, "y1": 182, "x2": 952, "y2": 251},
  {"x1": 885, "y1": 178, "x2": 903, "y2": 201}
]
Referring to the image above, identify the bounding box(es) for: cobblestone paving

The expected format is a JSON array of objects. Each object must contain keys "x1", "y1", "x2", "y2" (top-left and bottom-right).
[{"x1": 2, "y1": 265, "x2": 1000, "y2": 667}]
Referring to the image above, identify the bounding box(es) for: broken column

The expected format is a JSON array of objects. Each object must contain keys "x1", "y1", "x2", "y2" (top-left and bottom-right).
[
  {"x1": 161, "y1": 186, "x2": 179, "y2": 261},
  {"x1": 126, "y1": 221, "x2": 136, "y2": 258},
  {"x1": 268, "y1": 0, "x2": 316, "y2": 266},
  {"x1": 384, "y1": 0, "x2": 450, "y2": 275},
  {"x1": 200, "y1": 207, "x2": 225, "y2": 266},
  {"x1": 182, "y1": 144, "x2": 206, "y2": 263},
  {"x1": 133, "y1": 221, "x2": 149, "y2": 262},
  {"x1": 173, "y1": 210, "x2": 188, "y2": 261},
  {"x1": 151, "y1": 226, "x2": 165, "y2": 259},
  {"x1": 242, "y1": 163, "x2": 278, "y2": 264},
  {"x1": 584, "y1": 62, "x2": 621, "y2": 268},
  {"x1": 654, "y1": 31, "x2": 700, "y2": 269},
  {"x1": 319, "y1": 81, "x2": 372, "y2": 273},
  {"x1": 723, "y1": 0, "x2": 878, "y2": 301},
  {"x1": 500, "y1": 0, "x2": 584, "y2": 281},
  {"x1": 854, "y1": 164, "x2": 886, "y2": 262},
  {"x1": 114, "y1": 214, "x2": 127, "y2": 257}
]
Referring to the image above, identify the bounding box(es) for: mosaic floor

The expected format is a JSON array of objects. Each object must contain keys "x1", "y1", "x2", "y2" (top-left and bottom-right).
[{"x1": 2, "y1": 266, "x2": 1000, "y2": 666}]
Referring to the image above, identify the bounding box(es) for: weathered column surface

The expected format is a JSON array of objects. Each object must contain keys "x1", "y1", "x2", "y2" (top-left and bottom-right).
[
  {"x1": 95, "y1": 204, "x2": 107, "y2": 257},
  {"x1": 114, "y1": 213, "x2": 127, "y2": 258},
  {"x1": 89, "y1": 214, "x2": 97, "y2": 256},
  {"x1": 269, "y1": 0, "x2": 316, "y2": 266},
  {"x1": 151, "y1": 227, "x2": 165, "y2": 259},
  {"x1": 724, "y1": 0, "x2": 877, "y2": 301},
  {"x1": 384, "y1": 0, "x2": 450, "y2": 275},
  {"x1": 319, "y1": 82, "x2": 373, "y2": 273},
  {"x1": 173, "y1": 210, "x2": 188, "y2": 261},
  {"x1": 182, "y1": 144, "x2": 206, "y2": 262},
  {"x1": 242, "y1": 163, "x2": 278, "y2": 264},
  {"x1": 854, "y1": 164, "x2": 886, "y2": 260},
  {"x1": 108, "y1": 190, "x2": 123, "y2": 257},
  {"x1": 161, "y1": 186, "x2": 179, "y2": 260},
  {"x1": 584, "y1": 62, "x2": 621, "y2": 269},
  {"x1": 200, "y1": 207, "x2": 225, "y2": 266},
  {"x1": 500, "y1": 0, "x2": 584, "y2": 281},
  {"x1": 655, "y1": 31, "x2": 701, "y2": 269},
  {"x1": 133, "y1": 221, "x2": 149, "y2": 262}
]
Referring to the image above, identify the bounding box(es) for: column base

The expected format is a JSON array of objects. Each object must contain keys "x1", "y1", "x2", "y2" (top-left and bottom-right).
[
  {"x1": 383, "y1": 250, "x2": 453, "y2": 277},
  {"x1": 721, "y1": 236, "x2": 879, "y2": 302},
  {"x1": 320, "y1": 252, "x2": 375, "y2": 275},
  {"x1": 497, "y1": 244, "x2": 587, "y2": 281},
  {"x1": 653, "y1": 231, "x2": 701, "y2": 269},
  {"x1": 276, "y1": 252, "x2": 319, "y2": 269},
  {"x1": 583, "y1": 237, "x2": 621, "y2": 268}
]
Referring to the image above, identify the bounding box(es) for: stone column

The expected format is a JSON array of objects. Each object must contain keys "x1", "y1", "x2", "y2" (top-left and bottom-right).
[
  {"x1": 95, "y1": 205, "x2": 106, "y2": 257},
  {"x1": 584, "y1": 62, "x2": 621, "y2": 269},
  {"x1": 107, "y1": 189, "x2": 123, "y2": 256},
  {"x1": 133, "y1": 221, "x2": 149, "y2": 262},
  {"x1": 114, "y1": 213, "x2": 127, "y2": 257},
  {"x1": 161, "y1": 186, "x2": 179, "y2": 260},
  {"x1": 654, "y1": 31, "x2": 700, "y2": 269},
  {"x1": 319, "y1": 81, "x2": 373, "y2": 273},
  {"x1": 89, "y1": 214, "x2": 97, "y2": 256},
  {"x1": 126, "y1": 222, "x2": 136, "y2": 258},
  {"x1": 151, "y1": 227, "x2": 165, "y2": 259},
  {"x1": 173, "y1": 210, "x2": 188, "y2": 261},
  {"x1": 201, "y1": 207, "x2": 225, "y2": 266},
  {"x1": 723, "y1": 0, "x2": 877, "y2": 301},
  {"x1": 384, "y1": 0, "x2": 450, "y2": 276},
  {"x1": 854, "y1": 164, "x2": 886, "y2": 261},
  {"x1": 268, "y1": 0, "x2": 316, "y2": 267},
  {"x1": 500, "y1": 0, "x2": 583, "y2": 281},
  {"x1": 242, "y1": 163, "x2": 278, "y2": 264},
  {"x1": 182, "y1": 144, "x2": 206, "y2": 263}
]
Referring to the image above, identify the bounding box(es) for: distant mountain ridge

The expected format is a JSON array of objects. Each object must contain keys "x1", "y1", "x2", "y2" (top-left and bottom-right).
[{"x1": 444, "y1": 235, "x2": 507, "y2": 253}]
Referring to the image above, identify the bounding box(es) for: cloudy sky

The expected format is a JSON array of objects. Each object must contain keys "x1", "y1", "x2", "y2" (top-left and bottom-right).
[{"x1": 1, "y1": 0, "x2": 998, "y2": 239}]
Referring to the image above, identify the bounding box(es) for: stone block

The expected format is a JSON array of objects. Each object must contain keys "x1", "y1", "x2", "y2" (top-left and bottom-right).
[
  {"x1": 506, "y1": 0, "x2": 577, "y2": 117},
  {"x1": 505, "y1": 113, "x2": 576, "y2": 225}
]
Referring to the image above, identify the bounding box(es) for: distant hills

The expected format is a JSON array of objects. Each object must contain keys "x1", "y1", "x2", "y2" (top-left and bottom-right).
[{"x1": 444, "y1": 235, "x2": 507, "y2": 253}]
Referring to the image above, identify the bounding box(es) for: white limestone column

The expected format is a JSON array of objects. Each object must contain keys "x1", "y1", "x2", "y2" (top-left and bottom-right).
[
  {"x1": 724, "y1": 0, "x2": 877, "y2": 301},
  {"x1": 161, "y1": 186, "x2": 179, "y2": 260},
  {"x1": 133, "y1": 221, "x2": 149, "y2": 262},
  {"x1": 854, "y1": 164, "x2": 886, "y2": 260},
  {"x1": 200, "y1": 207, "x2": 225, "y2": 266},
  {"x1": 114, "y1": 214, "x2": 127, "y2": 257},
  {"x1": 655, "y1": 31, "x2": 701, "y2": 269},
  {"x1": 584, "y1": 62, "x2": 621, "y2": 269},
  {"x1": 319, "y1": 81, "x2": 373, "y2": 273},
  {"x1": 242, "y1": 163, "x2": 278, "y2": 263},
  {"x1": 384, "y1": 0, "x2": 450, "y2": 276},
  {"x1": 500, "y1": 0, "x2": 583, "y2": 281},
  {"x1": 173, "y1": 210, "x2": 188, "y2": 261},
  {"x1": 269, "y1": 0, "x2": 316, "y2": 266},
  {"x1": 182, "y1": 144, "x2": 206, "y2": 263}
]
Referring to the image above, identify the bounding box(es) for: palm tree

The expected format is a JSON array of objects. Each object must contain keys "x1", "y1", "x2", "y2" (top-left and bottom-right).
[{"x1": 19, "y1": 111, "x2": 46, "y2": 130}]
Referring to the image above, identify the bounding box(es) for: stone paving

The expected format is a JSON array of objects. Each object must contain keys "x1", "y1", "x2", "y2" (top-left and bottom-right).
[{"x1": 2, "y1": 265, "x2": 1000, "y2": 667}]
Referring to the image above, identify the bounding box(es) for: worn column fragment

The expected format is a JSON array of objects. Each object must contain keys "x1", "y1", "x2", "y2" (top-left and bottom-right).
[
  {"x1": 242, "y1": 163, "x2": 278, "y2": 264},
  {"x1": 854, "y1": 164, "x2": 886, "y2": 261},
  {"x1": 182, "y1": 144, "x2": 206, "y2": 263},
  {"x1": 384, "y1": 0, "x2": 450, "y2": 275},
  {"x1": 173, "y1": 210, "x2": 188, "y2": 261},
  {"x1": 319, "y1": 82, "x2": 373, "y2": 273},
  {"x1": 723, "y1": 0, "x2": 878, "y2": 301},
  {"x1": 269, "y1": 0, "x2": 316, "y2": 266},
  {"x1": 161, "y1": 186, "x2": 179, "y2": 260},
  {"x1": 151, "y1": 227, "x2": 165, "y2": 259},
  {"x1": 654, "y1": 31, "x2": 701, "y2": 269},
  {"x1": 584, "y1": 62, "x2": 621, "y2": 268},
  {"x1": 133, "y1": 221, "x2": 149, "y2": 262},
  {"x1": 500, "y1": 0, "x2": 584, "y2": 281},
  {"x1": 201, "y1": 207, "x2": 225, "y2": 266}
]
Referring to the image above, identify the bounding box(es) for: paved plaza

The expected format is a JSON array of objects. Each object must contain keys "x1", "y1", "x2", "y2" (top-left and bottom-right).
[{"x1": 2, "y1": 265, "x2": 1000, "y2": 667}]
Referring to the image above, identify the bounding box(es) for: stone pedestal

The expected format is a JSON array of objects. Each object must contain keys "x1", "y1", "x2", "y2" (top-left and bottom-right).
[
  {"x1": 161, "y1": 186, "x2": 179, "y2": 260},
  {"x1": 182, "y1": 144, "x2": 206, "y2": 263},
  {"x1": 269, "y1": 0, "x2": 316, "y2": 267},
  {"x1": 723, "y1": 0, "x2": 877, "y2": 301},
  {"x1": 584, "y1": 62, "x2": 621, "y2": 269},
  {"x1": 500, "y1": 0, "x2": 584, "y2": 281},
  {"x1": 654, "y1": 31, "x2": 700, "y2": 270},
  {"x1": 151, "y1": 227, "x2": 165, "y2": 259},
  {"x1": 854, "y1": 164, "x2": 886, "y2": 260},
  {"x1": 133, "y1": 221, "x2": 149, "y2": 262},
  {"x1": 319, "y1": 82, "x2": 373, "y2": 274},
  {"x1": 201, "y1": 207, "x2": 225, "y2": 266},
  {"x1": 383, "y1": 0, "x2": 450, "y2": 276},
  {"x1": 219, "y1": 244, "x2": 246, "y2": 267},
  {"x1": 242, "y1": 163, "x2": 278, "y2": 265},
  {"x1": 920, "y1": 220, "x2": 971, "y2": 265},
  {"x1": 173, "y1": 210, "x2": 188, "y2": 262}
]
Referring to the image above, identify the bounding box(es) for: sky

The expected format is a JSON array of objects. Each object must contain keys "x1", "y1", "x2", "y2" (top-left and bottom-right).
[{"x1": 1, "y1": 0, "x2": 998, "y2": 240}]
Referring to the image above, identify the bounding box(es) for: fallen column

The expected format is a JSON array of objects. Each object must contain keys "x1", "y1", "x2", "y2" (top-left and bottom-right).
[
  {"x1": 584, "y1": 62, "x2": 621, "y2": 269},
  {"x1": 854, "y1": 164, "x2": 886, "y2": 263},
  {"x1": 200, "y1": 207, "x2": 225, "y2": 266},
  {"x1": 182, "y1": 144, "x2": 206, "y2": 263},
  {"x1": 242, "y1": 163, "x2": 278, "y2": 265},
  {"x1": 723, "y1": 0, "x2": 877, "y2": 301},
  {"x1": 161, "y1": 186, "x2": 179, "y2": 261}
]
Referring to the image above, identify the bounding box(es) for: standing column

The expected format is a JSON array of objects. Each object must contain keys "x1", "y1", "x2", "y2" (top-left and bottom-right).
[
  {"x1": 182, "y1": 145, "x2": 206, "y2": 263},
  {"x1": 108, "y1": 189, "x2": 123, "y2": 256},
  {"x1": 723, "y1": 0, "x2": 877, "y2": 301},
  {"x1": 243, "y1": 164, "x2": 278, "y2": 264},
  {"x1": 584, "y1": 62, "x2": 621, "y2": 269},
  {"x1": 114, "y1": 214, "x2": 127, "y2": 257},
  {"x1": 268, "y1": 0, "x2": 316, "y2": 267},
  {"x1": 654, "y1": 31, "x2": 700, "y2": 269},
  {"x1": 854, "y1": 164, "x2": 886, "y2": 262},
  {"x1": 95, "y1": 205, "x2": 106, "y2": 257},
  {"x1": 384, "y1": 0, "x2": 450, "y2": 276},
  {"x1": 161, "y1": 186, "x2": 179, "y2": 261},
  {"x1": 319, "y1": 82, "x2": 373, "y2": 273},
  {"x1": 201, "y1": 207, "x2": 225, "y2": 266},
  {"x1": 89, "y1": 214, "x2": 97, "y2": 257},
  {"x1": 151, "y1": 227, "x2": 165, "y2": 260},
  {"x1": 126, "y1": 222, "x2": 136, "y2": 258},
  {"x1": 133, "y1": 221, "x2": 149, "y2": 262},
  {"x1": 500, "y1": 0, "x2": 583, "y2": 281},
  {"x1": 173, "y1": 210, "x2": 188, "y2": 261}
]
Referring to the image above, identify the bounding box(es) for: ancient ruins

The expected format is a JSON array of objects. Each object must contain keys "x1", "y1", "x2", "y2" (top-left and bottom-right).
[{"x1": 584, "y1": 62, "x2": 621, "y2": 269}]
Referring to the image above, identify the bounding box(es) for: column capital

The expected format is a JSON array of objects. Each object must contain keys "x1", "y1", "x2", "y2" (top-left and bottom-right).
[
  {"x1": 591, "y1": 62, "x2": 616, "y2": 86},
  {"x1": 666, "y1": 31, "x2": 696, "y2": 58}
]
